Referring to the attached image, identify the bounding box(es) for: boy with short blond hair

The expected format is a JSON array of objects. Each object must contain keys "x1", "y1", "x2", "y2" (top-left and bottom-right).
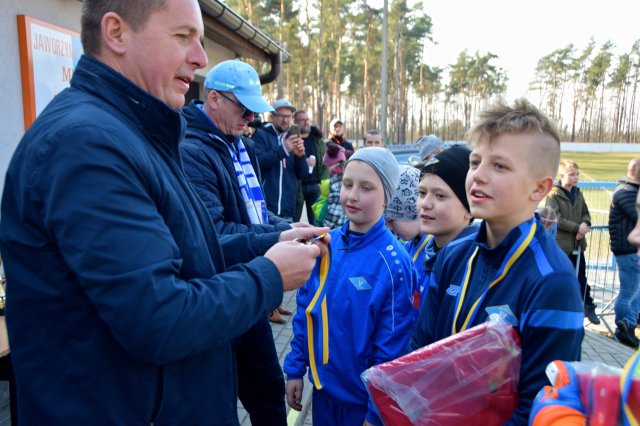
[{"x1": 410, "y1": 99, "x2": 584, "y2": 425}]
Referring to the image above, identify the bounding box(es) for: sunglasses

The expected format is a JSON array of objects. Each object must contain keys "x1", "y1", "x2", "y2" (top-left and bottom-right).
[{"x1": 217, "y1": 91, "x2": 254, "y2": 121}]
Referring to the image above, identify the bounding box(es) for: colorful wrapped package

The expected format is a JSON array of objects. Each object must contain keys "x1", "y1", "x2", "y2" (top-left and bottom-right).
[
  {"x1": 361, "y1": 320, "x2": 521, "y2": 425},
  {"x1": 569, "y1": 359, "x2": 640, "y2": 425}
]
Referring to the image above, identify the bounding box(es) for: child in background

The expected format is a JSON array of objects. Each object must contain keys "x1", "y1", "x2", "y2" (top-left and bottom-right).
[
  {"x1": 385, "y1": 165, "x2": 427, "y2": 306},
  {"x1": 323, "y1": 143, "x2": 348, "y2": 229},
  {"x1": 385, "y1": 165, "x2": 422, "y2": 240},
  {"x1": 536, "y1": 206, "x2": 558, "y2": 238},
  {"x1": 284, "y1": 148, "x2": 417, "y2": 426},
  {"x1": 408, "y1": 145, "x2": 478, "y2": 309},
  {"x1": 408, "y1": 99, "x2": 584, "y2": 424},
  {"x1": 412, "y1": 134, "x2": 445, "y2": 168},
  {"x1": 545, "y1": 160, "x2": 599, "y2": 325}
]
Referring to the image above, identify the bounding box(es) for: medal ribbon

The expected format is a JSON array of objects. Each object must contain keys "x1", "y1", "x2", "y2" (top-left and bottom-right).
[
  {"x1": 451, "y1": 220, "x2": 537, "y2": 334},
  {"x1": 412, "y1": 234, "x2": 433, "y2": 263},
  {"x1": 306, "y1": 248, "x2": 330, "y2": 390}
]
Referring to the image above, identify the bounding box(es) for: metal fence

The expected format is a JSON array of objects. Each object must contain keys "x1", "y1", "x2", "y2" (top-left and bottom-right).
[
  {"x1": 584, "y1": 224, "x2": 619, "y2": 335},
  {"x1": 573, "y1": 182, "x2": 619, "y2": 336}
]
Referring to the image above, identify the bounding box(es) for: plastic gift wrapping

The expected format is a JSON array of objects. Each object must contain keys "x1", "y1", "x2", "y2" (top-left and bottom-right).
[
  {"x1": 361, "y1": 320, "x2": 521, "y2": 426},
  {"x1": 567, "y1": 360, "x2": 640, "y2": 425}
]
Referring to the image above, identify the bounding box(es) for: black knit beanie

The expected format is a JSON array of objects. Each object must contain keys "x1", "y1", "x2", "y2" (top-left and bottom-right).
[{"x1": 420, "y1": 145, "x2": 471, "y2": 211}]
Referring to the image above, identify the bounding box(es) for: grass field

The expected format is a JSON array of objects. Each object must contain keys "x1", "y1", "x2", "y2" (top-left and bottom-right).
[
  {"x1": 559, "y1": 151, "x2": 640, "y2": 182},
  {"x1": 540, "y1": 151, "x2": 640, "y2": 226}
]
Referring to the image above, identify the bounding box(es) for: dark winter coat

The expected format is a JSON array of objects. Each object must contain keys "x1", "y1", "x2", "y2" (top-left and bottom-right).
[
  {"x1": 252, "y1": 123, "x2": 306, "y2": 218},
  {"x1": 545, "y1": 185, "x2": 591, "y2": 253},
  {"x1": 609, "y1": 178, "x2": 639, "y2": 255},
  {"x1": 180, "y1": 100, "x2": 290, "y2": 255},
  {"x1": 0, "y1": 56, "x2": 282, "y2": 425}
]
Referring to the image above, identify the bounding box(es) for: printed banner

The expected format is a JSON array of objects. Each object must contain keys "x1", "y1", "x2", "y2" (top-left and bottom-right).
[{"x1": 18, "y1": 15, "x2": 83, "y2": 129}]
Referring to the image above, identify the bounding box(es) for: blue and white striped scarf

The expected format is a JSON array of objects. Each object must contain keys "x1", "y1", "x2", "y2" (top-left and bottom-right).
[
  {"x1": 196, "y1": 104, "x2": 268, "y2": 225},
  {"x1": 225, "y1": 140, "x2": 269, "y2": 225}
]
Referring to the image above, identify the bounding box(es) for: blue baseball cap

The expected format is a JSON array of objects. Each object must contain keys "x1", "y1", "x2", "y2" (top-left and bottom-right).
[{"x1": 204, "y1": 60, "x2": 274, "y2": 113}]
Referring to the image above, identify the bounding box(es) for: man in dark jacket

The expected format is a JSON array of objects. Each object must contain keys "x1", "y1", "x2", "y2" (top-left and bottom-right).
[
  {"x1": 180, "y1": 60, "x2": 327, "y2": 424},
  {"x1": 610, "y1": 158, "x2": 640, "y2": 348},
  {"x1": 293, "y1": 110, "x2": 325, "y2": 225},
  {"x1": 0, "y1": 1, "x2": 325, "y2": 424},
  {"x1": 253, "y1": 99, "x2": 306, "y2": 221}
]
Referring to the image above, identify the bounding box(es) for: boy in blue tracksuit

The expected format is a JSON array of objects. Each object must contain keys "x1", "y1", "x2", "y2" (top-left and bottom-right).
[
  {"x1": 284, "y1": 148, "x2": 417, "y2": 426},
  {"x1": 412, "y1": 145, "x2": 478, "y2": 307},
  {"x1": 408, "y1": 99, "x2": 584, "y2": 425}
]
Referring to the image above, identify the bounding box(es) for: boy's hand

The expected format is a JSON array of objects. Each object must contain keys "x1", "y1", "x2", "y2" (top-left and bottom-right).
[
  {"x1": 286, "y1": 379, "x2": 304, "y2": 411},
  {"x1": 577, "y1": 222, "x2": 590, "y2": 237},
  {"x1": 529, "y1": 361, "x2": 586, "y2": 426}
]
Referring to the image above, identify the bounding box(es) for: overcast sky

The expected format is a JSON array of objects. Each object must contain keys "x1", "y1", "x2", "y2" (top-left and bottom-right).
[{"x1": 416, "y1": 0, "x2": 639, "y2": 99}]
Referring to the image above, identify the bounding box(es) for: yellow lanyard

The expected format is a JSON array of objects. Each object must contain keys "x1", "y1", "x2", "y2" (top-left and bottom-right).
[
  {"x1": 412, "y1": 234, "x2": 432, "y2": 263},
  {"x1": 451, "y1": 221, "x2": 537, "y2": 335},
  {"x1": 621, "y1": 350, "x2": 640, "y2": 426},
  {"x1": 306, "y1": 248, "x2": 330, "y2": 390}
]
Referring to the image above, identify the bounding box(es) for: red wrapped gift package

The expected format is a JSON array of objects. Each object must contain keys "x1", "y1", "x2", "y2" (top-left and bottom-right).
[
  {"x1": 569, "y1": 361, "x2": 640, "y2": 425},
  {"x1": 362, "y1": 320, "x2": 521, "y2": 426}
]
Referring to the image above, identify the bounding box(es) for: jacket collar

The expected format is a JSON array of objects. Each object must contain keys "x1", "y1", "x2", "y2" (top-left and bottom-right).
[
  {"x1": 474, "y1": 216, "x2": 537, "y2": 263},
  {"x1": 181, "y1": 100, "x2": 237, "y2": 148},
  {"x1": 71, "y1": 55, "x2": 185, "y2": 150},
  {"x1": 617, "y1": 177, "x2": 640, "y2": 188},
  {"x1": 338, "y1": 216, "x2": 388, "y2": 250},
  {"x1": 262, "y1": 122, "x2": 283, "y2": 136},
  {"x1": 551, "y1": 184, "x2": 576, "y2": 200}
]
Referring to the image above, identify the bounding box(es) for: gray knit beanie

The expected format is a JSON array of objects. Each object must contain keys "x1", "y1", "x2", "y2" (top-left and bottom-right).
[
  {"x1": 346, "y1": 147, "x2": 399, "y2": 207},
  {"x1": 385, "y1": 165, "x2": 420, "y2": 221},
  {"x1": 418, "y1": 134, "x2": 445, "y2": 162}
]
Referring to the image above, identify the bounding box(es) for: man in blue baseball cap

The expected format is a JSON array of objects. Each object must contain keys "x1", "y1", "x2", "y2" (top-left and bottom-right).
[{"x1": 180, "y1": 59, "x2": 328, "y2": 425}]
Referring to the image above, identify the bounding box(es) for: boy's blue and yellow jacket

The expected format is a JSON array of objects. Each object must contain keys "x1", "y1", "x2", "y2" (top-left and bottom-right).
[
  {"x1": 284, "y1": 217, "x2": 418, "y2": 424},
  {"x1": 404, "y1": 233, "x2": 432, "y2": 281},
  {"x1": 408, "y1": 216, "x2": 584, "y2": 425},
  {"x1": 412, "y1": 225, "x2": 479, "y2": 308}
]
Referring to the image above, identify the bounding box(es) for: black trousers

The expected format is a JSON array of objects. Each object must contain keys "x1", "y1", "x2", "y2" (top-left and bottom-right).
[
  {"x1": 235, "y1": 317, "x2": 286, "y2": 426},
  {"x1": 568, "y1": 252, "x2": 594, "y2": 306}
]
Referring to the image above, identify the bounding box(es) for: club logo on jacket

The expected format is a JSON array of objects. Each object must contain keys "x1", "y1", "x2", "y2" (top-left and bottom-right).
[
  {"x1": 446, "y1": 284, "x2": 460, "y2": 297},
  {"x1": 485, "y1": 305, "x2": 518, "y2": 326},
  {"x1": 349, "y1": 277, "x2": 372, "y2": 291}
]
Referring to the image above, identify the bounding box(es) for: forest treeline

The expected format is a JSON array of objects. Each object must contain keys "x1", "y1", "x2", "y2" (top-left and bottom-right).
[{"x1": 228, "y1": 0, "x2": 640, "y2": 144}]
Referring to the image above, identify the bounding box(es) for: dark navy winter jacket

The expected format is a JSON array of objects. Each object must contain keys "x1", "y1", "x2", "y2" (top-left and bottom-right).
[
  {"x1": 409, "y1": 217, "x2": 584, "y2": 425},
  {"x1": 180, "y1": 100, "x2": 290, "y2": 255},
  {"x1": 609, "y1": 178, "x2": 639, "y2": 255},
  {"x1": 0, "y1": 55, "x2": 283, "y2": 425},
  {"x1": 252, "y1": 123, "x2": 306, "y2": 218}
]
